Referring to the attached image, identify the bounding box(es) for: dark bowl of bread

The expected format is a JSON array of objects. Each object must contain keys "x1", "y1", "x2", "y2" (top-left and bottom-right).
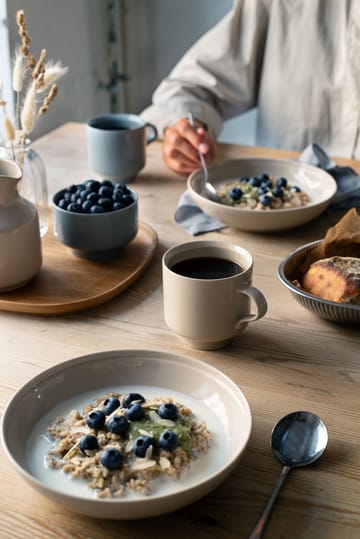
[{"x1": 278, "y1": 239, "x2": 360, "y2": 324}]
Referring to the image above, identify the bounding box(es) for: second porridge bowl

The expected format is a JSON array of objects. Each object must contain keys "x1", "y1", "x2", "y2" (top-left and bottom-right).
[
  {"x1": 1, "y1": 349, "x2": 252, "y2": 519},
  {"x1": 187, "y1": 158, "x2": 337, "y2": 232}
]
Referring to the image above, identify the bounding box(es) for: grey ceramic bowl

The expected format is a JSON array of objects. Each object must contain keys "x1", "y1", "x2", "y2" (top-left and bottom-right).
[
  {"x1": 52, "y1": 186, "x2": 138, "y2": 260},
  {"x1": 278, "y1": 240, "x2": 360, "y2": 324}
]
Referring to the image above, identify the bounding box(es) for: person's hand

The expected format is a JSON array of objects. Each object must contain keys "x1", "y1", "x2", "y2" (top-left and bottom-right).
[{"x1": 162, "y1": 117, "x2": 215, "y2": 176}]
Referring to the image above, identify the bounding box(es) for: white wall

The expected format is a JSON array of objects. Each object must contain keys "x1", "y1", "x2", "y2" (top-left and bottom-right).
[
  {"x1": 3, "y1": 0, "x2": 256, "y2": 145},
  {"x1": 6, "y1": 0, "x2": 111, "y2": 138}
]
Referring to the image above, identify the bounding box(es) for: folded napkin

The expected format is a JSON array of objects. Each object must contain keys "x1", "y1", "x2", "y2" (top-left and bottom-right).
[{"x1": 175, "y1": 143, "x2": 360, "y2": 235}]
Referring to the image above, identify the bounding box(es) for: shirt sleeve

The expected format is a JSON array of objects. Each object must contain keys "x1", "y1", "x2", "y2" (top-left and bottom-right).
[{"x1": 141, "y1": 0, "x2": 270, "y2": 138}]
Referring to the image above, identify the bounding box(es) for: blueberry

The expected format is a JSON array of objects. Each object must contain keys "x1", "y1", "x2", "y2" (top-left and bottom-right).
[
  {"x1": 272, "y1": 186, "x2": 284, "y2": 198},
  {"x1": 65, "y1": 184, "x2": 78, "y2": 193},
  {"x1": 159, "y1": 430, "x2": 179, "y2": 450},
  {"x1": 123, "y1": 393, "x2": 145, "y2": 408},
  {"x1": 85, "y1": 179, "x2": 101, "y2": 192},
  {"x1": 63, "y1": 192, "x2": 72, "y2": 201},
  {"x1": 114, "y1": 182, "x2": 131, "y2": 194},
  {"x1": 107, "y1": 415, "x2": 129, "y2": 435},
  {"x1": 258, "y1": 186, "x2": 269, "y2": 195},
  {"x1": 125, "y1": 402, "x2": 144, "y2": 421},
  {"x1": 113, "y1": 201, "x2": 125, "y2": 211},
  {"x1": 239, "y1": 176, "x2": 249, "y2": 183},
  {"x1": 67, "y1": 202, "x2": 82, "y2": 212},
  {"x1": 82, "y1": 200, "x2": 92, "y2": 213},
  {"x1": 101, "y1": 179, "x2": 114, "y2": 188},
  {"x1": 87, "y1": 192, "x2": 99, "y2": 203},
  {"x1": 57, "y1": 198, "x2": 69, "y2": 209},
  {"x1": 86, "y1": 409, "x2": 106, "y2": 430},
  {"x1": 257, "y1": 173, "x2": 270, "y2": 181},
  {"x1": 133, "y1": 435, "x2": 154, "y2": 458},
  {"x1": 79, "y1": 434, "x2": 99, "y2": 456},
  {"x1": 90, "y1": 204, "x2": 105, "y2": 213},
  {"x1": 112, "y1": 190, "x2": 125, "y2": 202},
  {"x1": 121, "y1": 194, "x2": 134, "y2": 206},
  {"x1": 158, "y1": 402, "x2": 178, "y2": 420},
  {"x1": 98, "y1": 197, "x2": 113, "y2": 211},
  {"x1": 276, "y1": 177, "x2": 288, "y2": 188},
  {"x1": 291, "y1": 185, "x2": 301, "y2": 192},
  {"x1": 259, "y1": 194, "x2": 273, "y2": 207},
  {"x1": 102, "y1": 396, "x2": 120, "y2": 415},
  {"x1": 100, "y1": 448, "x2": 123, "y2": 470},
  {"x1": 229, "y1": 187, "x2": 242, "y2": 201},
  {"x1": 99, "y1": 185, "x2": 113, "y2": 198},
  {"x1": 249, "y1": 177, "x2": 261, "y2": 187},
  {"x1": 79, "y1": 188, "x2": 92, "y2": 201},
  {"x1": 70, "y1": 192, "x2": 79, "y2": 203},
  {"x1": 261, "y1": 179, "x2": 273, "y2": 189},
  {"x1": 75, "y1": 184, "x2": 86, "y2": 193}
]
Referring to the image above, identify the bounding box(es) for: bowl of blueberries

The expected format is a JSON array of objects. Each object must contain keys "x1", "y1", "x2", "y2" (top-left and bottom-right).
[{"x1": 52, "y1": 178, "x2": 138, "y2": 260}]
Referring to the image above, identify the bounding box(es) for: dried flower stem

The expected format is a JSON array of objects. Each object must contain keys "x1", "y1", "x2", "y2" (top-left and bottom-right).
[
  {"x1": 21, "y1": 82, "x2": 37, "y2": 136},
  {"x1": 33, "y1": 48, "x2": 47, "y2": 80},
  {"x1": 38, "y1": 83, "x2": 58, "y2": 116}
]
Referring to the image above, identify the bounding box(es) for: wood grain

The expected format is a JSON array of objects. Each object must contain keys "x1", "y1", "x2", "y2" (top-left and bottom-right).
[
  {"x1": 0, "y1": 123, "x2": 359, "y2": 539},
  {"x1": 0, "y1": 221, "x2": 157, "y2": 314}
]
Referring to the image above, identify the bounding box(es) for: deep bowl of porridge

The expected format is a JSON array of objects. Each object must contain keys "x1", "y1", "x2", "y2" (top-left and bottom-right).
[
  {"x1": 0, "y1": 349, "x2": 252, "y2": 520},
  {"x1": 187, "y1": 158, "x2": 337, "y2": 232}
]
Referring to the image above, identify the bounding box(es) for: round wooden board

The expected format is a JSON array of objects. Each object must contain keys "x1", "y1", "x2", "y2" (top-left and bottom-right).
[{"x1": 0, "y1": 221, "x2": 158, "y2": 315}]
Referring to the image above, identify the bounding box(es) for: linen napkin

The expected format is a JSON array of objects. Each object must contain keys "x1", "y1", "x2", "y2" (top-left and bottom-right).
[{"x1": 174, "y1": 143, "x2": 360, "y2": 235}]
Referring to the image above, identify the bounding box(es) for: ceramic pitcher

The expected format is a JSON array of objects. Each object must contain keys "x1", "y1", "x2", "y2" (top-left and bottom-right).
[{"x1": 0, "y1": 159, "x2": 42, "y2": 291}]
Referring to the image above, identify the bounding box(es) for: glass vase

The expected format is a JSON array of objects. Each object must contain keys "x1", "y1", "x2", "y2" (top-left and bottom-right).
[{"x1": 0, "y1": 140, "x2": 49, "y2": 237}]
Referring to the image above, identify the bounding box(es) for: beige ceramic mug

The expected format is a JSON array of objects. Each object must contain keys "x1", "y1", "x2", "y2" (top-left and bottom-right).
[{"x1": 162, "y1": 240, "x2": 267, "y2": 350}]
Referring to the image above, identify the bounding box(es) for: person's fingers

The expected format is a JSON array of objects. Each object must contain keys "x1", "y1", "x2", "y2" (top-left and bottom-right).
[{"x1": 162, "y1": 117, "x2": 217, "y2": 175}]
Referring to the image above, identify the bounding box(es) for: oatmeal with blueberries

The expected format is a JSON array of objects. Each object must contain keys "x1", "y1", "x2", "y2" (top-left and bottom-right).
[
  {"x1": 46, "y1": 391, "x2": 211, "y2": 498},
  {"x1": 218, "y1": 173, "x2": 310, "y2": 210}
]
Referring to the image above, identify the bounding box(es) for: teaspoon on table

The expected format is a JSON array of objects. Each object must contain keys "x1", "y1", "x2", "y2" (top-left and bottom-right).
[
  {"x1": 248, "y1": 411, "x2": 328, "y2": 539},
  {"x1": 187, "y1": 113, "x2": 221, "y2": 202}
]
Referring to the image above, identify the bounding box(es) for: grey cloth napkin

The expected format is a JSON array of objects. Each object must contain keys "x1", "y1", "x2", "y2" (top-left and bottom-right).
[{"x1": 174, "y1": 143, "x2": 360, "y2": 235}]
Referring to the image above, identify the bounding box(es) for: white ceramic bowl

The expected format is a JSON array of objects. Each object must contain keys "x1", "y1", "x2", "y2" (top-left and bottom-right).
[
  {"x1": 187, "y1": 158, "x2": 337, "y2": 232},
  {"x1": 278, "y1": 240, "x2": 360, "y2": 324},
  {"x1": 1, "y1": 349, "x2": 252, "y2": 520}
]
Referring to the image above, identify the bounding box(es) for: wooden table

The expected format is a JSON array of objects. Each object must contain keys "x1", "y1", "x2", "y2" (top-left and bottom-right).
[{"x1": 1, "y1": 123, "x2": 359, "y2": 539}]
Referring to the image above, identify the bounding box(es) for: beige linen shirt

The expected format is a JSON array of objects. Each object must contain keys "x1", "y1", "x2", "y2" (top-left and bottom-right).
[{"x1": 141, "y1": 0, "x2": 360, "y2": 159}]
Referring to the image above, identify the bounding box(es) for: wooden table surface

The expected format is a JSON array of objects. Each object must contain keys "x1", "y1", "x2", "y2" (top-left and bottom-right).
[{"x1": 1, "y1": 123, "x2": 359, "y2": 539}]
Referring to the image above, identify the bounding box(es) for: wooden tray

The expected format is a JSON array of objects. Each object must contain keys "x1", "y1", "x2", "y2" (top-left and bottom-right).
[{"x1": 0, "y1": 221, "x2": 158, "y2": 315}]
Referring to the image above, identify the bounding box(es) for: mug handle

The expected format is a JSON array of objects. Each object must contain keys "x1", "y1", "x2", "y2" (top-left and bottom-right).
[
  {"x1": 145, "y1": 122, "x2": 158, "y2": 144},
  {"x1": 235, "y1": 286, "x2": 268, "y2": 327}
]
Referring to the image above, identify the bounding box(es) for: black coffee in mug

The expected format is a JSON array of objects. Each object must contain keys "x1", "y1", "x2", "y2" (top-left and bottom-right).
[{"x1": 171, "y1": 256, "x2": 243, "y2": 279}]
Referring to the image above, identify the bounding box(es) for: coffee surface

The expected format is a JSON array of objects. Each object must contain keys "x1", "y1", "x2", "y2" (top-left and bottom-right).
[{"x1": 171, "y1": 257, "x2": 242, "y2": 279}]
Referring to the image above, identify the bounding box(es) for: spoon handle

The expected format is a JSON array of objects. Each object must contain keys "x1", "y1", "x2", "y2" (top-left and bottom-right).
[{"x1": 247, "y1": 465, "x2": 290, "y2": 539}]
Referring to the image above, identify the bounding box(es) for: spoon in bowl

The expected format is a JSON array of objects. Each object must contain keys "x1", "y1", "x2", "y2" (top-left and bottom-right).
[
  {"x1": 187, "y1": 113, "x2": 221, "y2": 202},
  {"x1": 248, "y1": 411, "x2": 328, "y2": 539}
]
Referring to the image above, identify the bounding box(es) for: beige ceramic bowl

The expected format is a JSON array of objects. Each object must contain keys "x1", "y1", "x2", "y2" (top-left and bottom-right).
[
  {"x1": 1, "y1": 349, "x2": 252, "y2": 520},
  {"x1": 187, "y1": 158, "x2": 337, "y2": 232},
  {"x1": 278, "y1": 240, "x2": 360, "y2": 324}
]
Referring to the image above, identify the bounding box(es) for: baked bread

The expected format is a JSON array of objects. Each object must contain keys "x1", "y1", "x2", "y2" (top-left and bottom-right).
[{"x1": 302, "y1": 256, "x2": 360, "y2": 304}]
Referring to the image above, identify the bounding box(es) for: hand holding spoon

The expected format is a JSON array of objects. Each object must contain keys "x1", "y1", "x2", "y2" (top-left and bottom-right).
[
  {"x1": 187, "y1": 113, "x2": 221, "y2": 202},
  {"x1": 248, "y1": 411, "x2": 328, "y2": 539}
]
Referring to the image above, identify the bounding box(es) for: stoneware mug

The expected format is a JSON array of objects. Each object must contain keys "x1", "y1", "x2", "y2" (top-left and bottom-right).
[
  {"x1": 86, "y1": 113, "x2": 157, "y2": 182},
  {"x1": 162, "y1": 240, "x2": 267, "y2": 350}
]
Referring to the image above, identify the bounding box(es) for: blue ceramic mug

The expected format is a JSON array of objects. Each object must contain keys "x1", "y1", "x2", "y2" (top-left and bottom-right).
[{"x1": 86, "y1": 113, "x2": 157, "y2": 182}]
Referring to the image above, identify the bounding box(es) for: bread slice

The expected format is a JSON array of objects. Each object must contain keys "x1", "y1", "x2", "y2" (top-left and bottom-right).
[{"x1": 302, "y1": 256, "x2": 360, "y2": 304}]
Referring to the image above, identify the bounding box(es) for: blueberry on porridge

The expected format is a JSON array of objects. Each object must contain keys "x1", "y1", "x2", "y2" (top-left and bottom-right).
[
  {"x1": 218, "y1": 174, "x2": 310, "y2": 210},
  {"x1": 46, "y1": 392, "x2": 211, "y2": 498}
]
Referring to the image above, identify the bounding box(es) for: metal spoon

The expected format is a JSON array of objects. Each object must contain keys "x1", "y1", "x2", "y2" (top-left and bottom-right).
[
  {"x1": 248, "y1": 411, "x2": 328, "y2": 539},
  {"x1": 187, "y1": 113, "x2": 221, "y2": 202}
]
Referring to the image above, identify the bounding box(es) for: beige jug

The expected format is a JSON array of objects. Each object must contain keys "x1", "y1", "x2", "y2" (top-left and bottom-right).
[{"x1": 0, "y1": 159, "x2": 42, "y2": 291}]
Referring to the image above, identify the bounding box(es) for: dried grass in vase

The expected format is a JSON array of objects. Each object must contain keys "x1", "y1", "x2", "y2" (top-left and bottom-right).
[{"x1": 0, "y1": 9, "x2": 68, "y2": 164}]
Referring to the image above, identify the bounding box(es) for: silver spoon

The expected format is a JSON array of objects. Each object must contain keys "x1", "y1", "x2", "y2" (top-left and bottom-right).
[
  {"x1": 187, "y1": 113, "x2": 221, "y2": 202},
  {"x1": 248, "y1": 411, "x2": 328, "y2": 539}
]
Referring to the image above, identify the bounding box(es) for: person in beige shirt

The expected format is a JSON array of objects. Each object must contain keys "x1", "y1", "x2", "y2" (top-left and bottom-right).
[{"x1": 141, "y1": 0, "x2": 360, "y2": 176}]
